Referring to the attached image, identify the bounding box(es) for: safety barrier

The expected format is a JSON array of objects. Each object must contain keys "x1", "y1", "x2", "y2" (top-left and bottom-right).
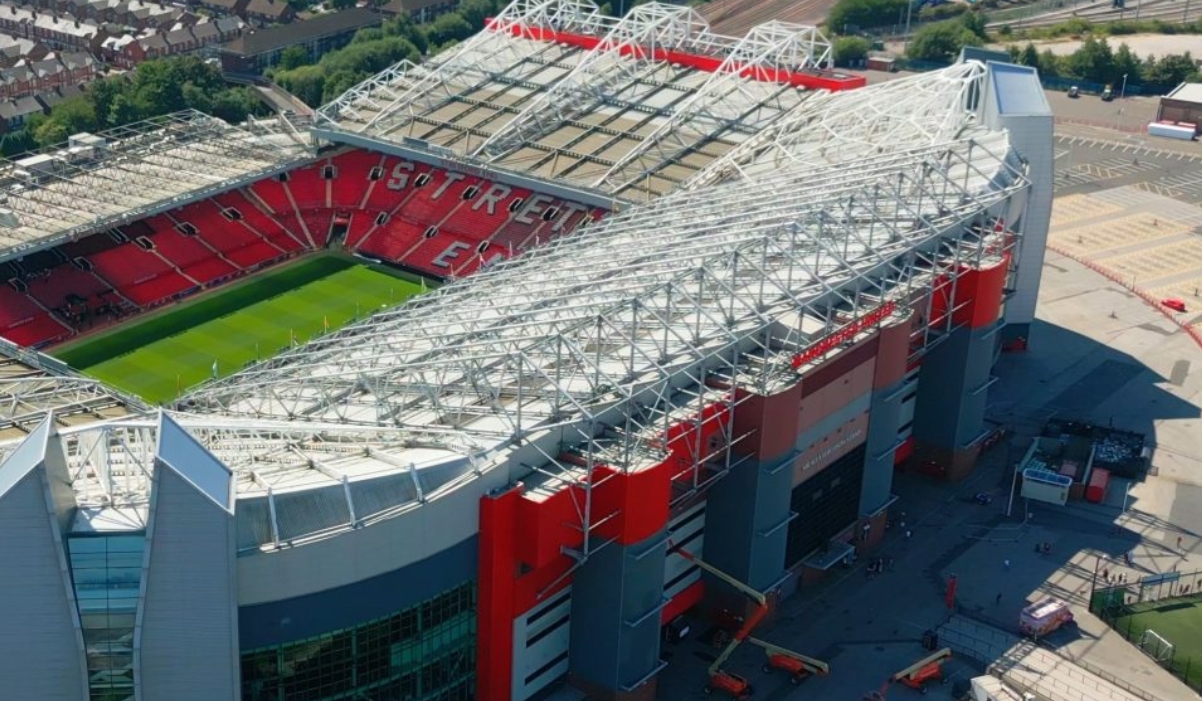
[{"x1": 1046, "y1": 243, "x2": 1202, "y2": 351}]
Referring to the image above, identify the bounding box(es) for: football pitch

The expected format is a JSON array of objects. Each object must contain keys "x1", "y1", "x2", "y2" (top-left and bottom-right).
[
  {"x1": 54, "y1": 255, "x2": 425, "y2": 404},
  {"x1": 1113, "y1": 593, "x2": 1202, "y2": 688}
]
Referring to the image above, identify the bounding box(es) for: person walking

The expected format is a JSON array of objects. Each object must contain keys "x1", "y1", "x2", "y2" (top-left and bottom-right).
[
  {"x1": 996, "y1": 592, "x2": 1003, "y2": 605},
  {"x1": 1003, "y1": 558, "x2": 1011, "y2": 571}
]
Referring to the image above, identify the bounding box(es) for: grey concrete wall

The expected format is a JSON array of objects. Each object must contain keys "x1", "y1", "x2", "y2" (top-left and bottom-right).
[
  {"x1": 861, "y1": 377, "x2": 911, "y2": 514},
  {"x1": 702, "y1": 449, "x2": 793, "y2": 593},
  {"x1": 236, "y1": 458, "x2": 506, "y2": 606},
  {"x1": 913, "y1": 324, "x2": 997, "y2": 451},
  {"x1": 139, "y1": 465, "x2": 240, "y2": 700},
  {"x1": 568, "y1": 531, "x2": 667, "y2": 694},
  {"x1": 0, "y1": 468, "x2": 87, "y2": 700}
]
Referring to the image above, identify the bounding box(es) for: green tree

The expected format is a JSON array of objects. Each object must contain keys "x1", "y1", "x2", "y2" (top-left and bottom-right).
[
  {"x1": 1037, "y1": 49, "x2": 1061, "y2": 78},
  {"x1": 426, "y1": 12, "x2": 474, "y2": 47},
  {"x1": 906, "y1": 20, "x2": 982, "y2": 62},
  {"x1": 322, "y1": 69, "x2": 367, "y2": 103},
  {"x1": 959, "y1": 9, "x2": 988, "y2": 40},
  {"x1": 1142, "y1": 53, "x2": 1199, "y2": 87},
  {"x1": 0, "y1": 129, "x2": 34, "y2": 157},
  {"x1": 210, "y1": 87, "x2": 261, "y2": 123},
  {"x1": 329, "y1": 0, "x2": 355, "y2": 8},
  {"x1": 832, "y1": 35, "x2": 871, "y2": 67},
  {"x1": 273, "y1": 64, "x2": 327, "y2": 107},
  {"x1": 1112, "y1": 43, "x2": 1141, "y2": 86},
  {"x1": 277, "y1": 45, "x2": 311, "y2": 71},
  {"x1": 1066, "y1": 36, "x2": 1113, "y2": 82},
  {"x1": 1019, "y1": 42, "x2": 1039, "y2": 67},
  {"x1": 458, "y1": 0, "x2": 498, "y2": 27},
  {"x1": 826, "y1": 0, "x2": 909, "y2": 32}
]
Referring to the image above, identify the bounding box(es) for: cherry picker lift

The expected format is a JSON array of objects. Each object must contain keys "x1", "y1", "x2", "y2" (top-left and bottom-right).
[
  {"x1": 864, "y1": 647, "x2": 953, "y2": 699},
  {"x1": 671, "y1": 544, "x2": 829, "y2": 698},
  {"x1": 747, "y1": 636, "x2": 829, "y2": 685}
]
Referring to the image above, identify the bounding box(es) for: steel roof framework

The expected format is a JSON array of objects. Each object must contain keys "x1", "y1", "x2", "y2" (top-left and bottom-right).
[
  {"x1": 593, "y1": 19, "x2": 831, "y2": 200},
  {"x1": 315, "y1": 0, "x2": 833, "y2": 198},
  {"x1": 0, "y1": 111, "x2": 311, "y2": 264}
]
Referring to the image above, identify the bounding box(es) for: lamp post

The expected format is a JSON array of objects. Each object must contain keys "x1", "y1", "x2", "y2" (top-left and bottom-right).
[
  {"x1": 1120, "y1": 73, "x2": 1128, "y2": 100},
  {"x1": 903, "y1": 0, "x2": 914, "y2": 53},
  {"x1": 1005, "y1": 461, "x2": 1022, "y2": 518}
]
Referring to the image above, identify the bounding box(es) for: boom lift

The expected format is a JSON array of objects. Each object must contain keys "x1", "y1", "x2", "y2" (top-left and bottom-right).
[
  {"x1": 870, "y1": 648, "x2": 951, "y2": 697},
  {"x1": 674, "y1": 546, "x2": 765, "y2": 698},
  {"x1": 672, "y1": 545, "x2": 830, "y2": 698},
  {"x1": 747, "y1": 636, "x2": 829, "y2": 685}
]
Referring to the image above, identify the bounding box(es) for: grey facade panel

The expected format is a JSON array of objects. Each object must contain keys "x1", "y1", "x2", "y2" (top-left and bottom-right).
[
  {"x1": 0, "y1": 469, "x2": 88, "y2": 700},
  {"x1": 913, "y1": 325, "x2": 997, "y2": 450},
  {"x1": 139, "y1": 464, "x2": 240, "y2": 701},
  {"x1": 568, "y1": 531, "x2": 666, "y2": 692},
  {"x1": 238, "y1": 534, "x2": 478, "y2": 649},
  {"x1": 703, "y1": 450, "x2": 791, "y2": 593},
  {"x1": 861, "y1": 381, "x2": 906, "y2": 513}
]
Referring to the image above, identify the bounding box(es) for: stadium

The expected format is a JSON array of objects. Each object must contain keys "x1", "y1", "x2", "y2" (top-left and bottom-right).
[{"x1": 0, "y1": 2, "x2": 1052, "y2": 700}]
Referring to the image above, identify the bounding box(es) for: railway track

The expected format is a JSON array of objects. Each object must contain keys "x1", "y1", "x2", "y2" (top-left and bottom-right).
[{"x1": 988, "y1": 0, "x2": 1201, "y2": 28}]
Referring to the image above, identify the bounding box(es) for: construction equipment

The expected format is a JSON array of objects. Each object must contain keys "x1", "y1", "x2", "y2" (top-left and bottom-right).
[
  {"x1": 673, "y1": 545, "x2": 765, "y2": 699},
  {"x1": 889, "y1": 648, "x2": 952, "y2": 695},
  {"x1": 747, "y1": 636, "x2": 829, "y2": 685}
]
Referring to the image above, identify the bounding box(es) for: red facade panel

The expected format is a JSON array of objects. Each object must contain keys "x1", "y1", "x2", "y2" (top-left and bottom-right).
[
  {"x1": 873, "y1": 317, "x2": 912, "y2": 389},
  {"x1": 515, "y1": 486, "x2": 583, "y2": 571},
  {"x1": 660, "y1": 579, "x2": 705, "y2": 625},
  {"x1": 798, "y1": 360, "x2": 874, "y2": 435},
  {"x1": 952, "y1": 257, "x2": 1010, "y2": 330},
  {"x1": 589, "y1": 461, "x2": 672, "y2": 546},
  {"x1": 477, "y1": 486, "x2": 520, "y2": 701},
  {"x1": 732, "y1": 381, "x2": 804, "y2": 461}
]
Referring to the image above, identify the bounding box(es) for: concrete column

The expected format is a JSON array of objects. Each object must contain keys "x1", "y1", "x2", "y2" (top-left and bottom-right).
[
  {"x1": 911, "y1": 322, "x2": 998, "y2": 479},
  {"x1": 567, "y1": 529, "x2": 667, "y2": 701}
]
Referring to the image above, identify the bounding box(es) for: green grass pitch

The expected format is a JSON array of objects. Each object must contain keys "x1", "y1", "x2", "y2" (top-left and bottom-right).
[
  {"x1": 53, "y1": 255, "x2": 425, "y2": 404},
  {"x1": 1113, "y1": 593, "x2": 1202, "y2": 688}
]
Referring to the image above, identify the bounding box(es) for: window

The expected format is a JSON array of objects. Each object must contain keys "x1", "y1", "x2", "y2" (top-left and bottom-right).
[
  {"x1": 68, "y1": 534, "x2": 146, "y2": 701},
  {"x1": 241, "y1": 581, "x2": 477, "y2": 701},
  {"x1": 368, "y1": 166, "x2": 384, "y2": 181}
]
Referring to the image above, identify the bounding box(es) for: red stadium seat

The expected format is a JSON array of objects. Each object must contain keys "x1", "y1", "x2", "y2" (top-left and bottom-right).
[
  {"x1": 287, "y1": 162, "x2": 329, "y2": 209},
  {"x1": 247, "y1": 178, "x2": 293, "y2": 214},
  {"x1": 1, "y1": 313, "x2": 71, "y2": 347},
  {"x1": 183, "y1": 258, "x2": 239, "y2": 285},
  {"x1": 330, "y1": 151, "x2": 384, "y2": 209},
  {"x1": 25, "y1": 265, "x2": 110, "y2": 310},
  {"x1": 225, "y1": 241, "x2": 283, "y2": 270},
  {"x1": 122, "y1": 272, "x2": 195, "y2": 307},
  {"x1": 90, "y1": 243, "x2": 173, "y2": 289}
]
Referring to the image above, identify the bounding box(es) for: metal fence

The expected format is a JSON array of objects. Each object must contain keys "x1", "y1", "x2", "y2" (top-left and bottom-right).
[{"x1": 1093, "y1": 571, "x2": 1202, "y2": 692}]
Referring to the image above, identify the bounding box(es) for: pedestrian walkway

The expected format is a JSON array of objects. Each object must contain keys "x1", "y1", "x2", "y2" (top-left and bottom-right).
[{"x1": 939, "y1": 615, "x2": 1150, "y2": 701}]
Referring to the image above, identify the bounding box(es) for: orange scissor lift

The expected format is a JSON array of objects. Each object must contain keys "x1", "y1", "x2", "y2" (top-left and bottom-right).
[{"x1": 673, "y1": 545, "x2": 829, "y2": 698}]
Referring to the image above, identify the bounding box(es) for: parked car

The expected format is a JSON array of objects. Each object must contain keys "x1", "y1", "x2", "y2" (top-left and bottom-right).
[
  {"x1": 1067, "y1": 85, "x2": 1080, "y2": 98},
  {"x1": 1101, "y1": 85, "x2": 1115, "y2": 101}
]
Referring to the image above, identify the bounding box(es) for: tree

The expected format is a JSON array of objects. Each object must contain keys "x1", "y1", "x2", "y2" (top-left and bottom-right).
[
  {"x1": 1143, "y1": 53, "x2": 1199, "y2": 88},
  {"x1": 906, "y1": 20, "x2": 982, "y2": 62},
  {"x1": 329, "y1": 0, "x2": 355, "y2": 8},
  {"x1": 458, "y1": 0, "x2": 498, "y2": 27},
  {"x1": 826, "y1": 0, "x2": 909, "y2": 33},
  {"x1": 832, "y1": 35, "x2": 871, "y2": 67},
  {"x1": 277, "y1": 45, "x2": 311, "y2": 71},
  {"x1": 426, "y1": 12, "x2": 474, "y2": 47},
  {"x1": 1037, "y1": 49, "x2": 1061, "y2": 78},
  {"x1": 1112, "y1": 43, "x2": 1141, "y2": 87},
  {"x1": 959, "y1": 9, "x2": 988, "y2": 40},
  {"x1": 1019, "y1": 42, "x2": 1039, "y2": 68},
  {"x1": 273, "y1": 64, "x2": 327, "y2": 107},
  {"x1": 210, "y1": 87, "x2": 261, "y2": 123},
  {"x1": 1066, "y1": 36, "x2": 1113, "y2": 82}
]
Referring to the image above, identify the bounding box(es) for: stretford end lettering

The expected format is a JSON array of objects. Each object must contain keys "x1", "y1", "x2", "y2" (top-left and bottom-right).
[{"x1": 790, "y1": 301, "x2": 897, "y2": 370}]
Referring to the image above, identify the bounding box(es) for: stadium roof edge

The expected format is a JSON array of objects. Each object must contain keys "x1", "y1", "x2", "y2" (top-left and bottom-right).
[{"x1": 0, "y1": 110, "x2": 314, "y2": 265}]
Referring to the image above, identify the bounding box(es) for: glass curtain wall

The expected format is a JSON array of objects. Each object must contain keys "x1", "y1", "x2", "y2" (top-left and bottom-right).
[
  {"x1": 67, "y1": 534, "x2": 146, "y2": 701},
  {"x1": 241, "y1": 581, "x2": 476, "y2": 701}
]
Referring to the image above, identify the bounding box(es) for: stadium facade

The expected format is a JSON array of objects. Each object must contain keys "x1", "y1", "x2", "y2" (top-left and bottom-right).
[{"x1": 0, "y1": 2, "x2": 1052, "y2": 700}]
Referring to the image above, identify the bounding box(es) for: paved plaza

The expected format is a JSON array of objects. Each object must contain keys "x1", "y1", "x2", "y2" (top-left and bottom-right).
[{"x1": 647, "y1": 130, "x2": 1202, "y2": 701}]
